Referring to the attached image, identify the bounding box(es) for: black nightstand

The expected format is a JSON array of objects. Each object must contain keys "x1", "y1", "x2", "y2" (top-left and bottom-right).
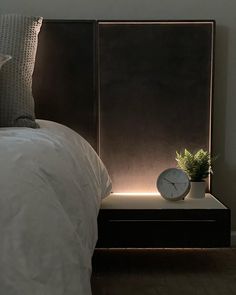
[{"x1": 96, "y1": 194, "x2": 230, "y2": 248}]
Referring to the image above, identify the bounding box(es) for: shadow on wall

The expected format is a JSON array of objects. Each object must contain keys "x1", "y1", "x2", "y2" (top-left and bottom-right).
[{"x1": 212, "y1": 25, "x2": 236, "y2": 229}]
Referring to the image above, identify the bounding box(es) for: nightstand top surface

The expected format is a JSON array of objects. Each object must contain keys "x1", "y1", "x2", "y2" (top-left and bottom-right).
[{"x1": 101, "y1": 193, "x2": 227, "y2": 210}]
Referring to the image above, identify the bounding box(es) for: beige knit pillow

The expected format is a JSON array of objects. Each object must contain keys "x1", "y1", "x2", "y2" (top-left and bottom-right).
[{"x1": 0, "y1": 14, "x2": 43, "y2": 128}]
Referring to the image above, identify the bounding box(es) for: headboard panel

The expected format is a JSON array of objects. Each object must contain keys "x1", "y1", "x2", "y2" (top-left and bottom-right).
[
  {"x1": 33, "y1": 20, "x2": 98, "y2": 150},
  {"x1": 32, "y1": 20, "x2": 214, "y2": 194},
  {"x1": 98, "y1": 21, "x2": 214, "y2": 193}
]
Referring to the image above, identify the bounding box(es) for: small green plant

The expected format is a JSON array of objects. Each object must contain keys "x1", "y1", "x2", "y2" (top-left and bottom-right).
[{"x1": 176, "y1": 149, "x2": 214, "y2": 182}]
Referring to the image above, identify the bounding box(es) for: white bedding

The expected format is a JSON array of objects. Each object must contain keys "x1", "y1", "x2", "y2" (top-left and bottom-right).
[{"x1": 0, "y1": 120, "x2": 112, "y2": 295}]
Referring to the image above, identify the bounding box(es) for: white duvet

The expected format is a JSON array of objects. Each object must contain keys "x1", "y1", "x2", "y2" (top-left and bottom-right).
[{"x1": 0, "y1": 120, "x2": 112, "y2": 295}]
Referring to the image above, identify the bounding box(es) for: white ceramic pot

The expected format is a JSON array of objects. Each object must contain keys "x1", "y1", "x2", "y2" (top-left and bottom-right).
[{"x1": 187, "y1": 181, "x2": 206, "y2": 199}]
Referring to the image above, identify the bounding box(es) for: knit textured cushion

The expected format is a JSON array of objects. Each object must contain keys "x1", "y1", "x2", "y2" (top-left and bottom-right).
[
  {"x1": 0, "y1": 53, "x2": 11, "y2": 68},
  {"x1": 0, "y1": 14, "x2": 43, "y2": 128}
]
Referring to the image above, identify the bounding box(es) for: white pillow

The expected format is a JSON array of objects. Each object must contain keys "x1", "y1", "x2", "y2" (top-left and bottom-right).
[{"x1": 0, "y1": 14, "x2": 43, "y2": 128}]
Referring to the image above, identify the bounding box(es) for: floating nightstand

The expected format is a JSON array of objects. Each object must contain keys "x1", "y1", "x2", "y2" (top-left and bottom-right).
[{"x1": 96, "y1": 193, "x2": 230, "y2": 248}]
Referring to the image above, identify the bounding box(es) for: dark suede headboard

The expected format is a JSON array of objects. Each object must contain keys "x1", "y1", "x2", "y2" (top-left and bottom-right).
[
  {"x1": 33, "y1": 20, "x2": 214, "y2": 193},
  {"x1": 33, "y1": 20, "x2": 98, "y2": 150}
]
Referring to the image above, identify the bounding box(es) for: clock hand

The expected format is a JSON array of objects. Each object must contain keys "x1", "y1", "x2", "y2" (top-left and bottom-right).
[
  {"x1": 163, "y1": 177, "x2": 173, "y2": 184},
  {"x1": 163, "y1": 177, "x2": 177, "y2": 190},
  {"x1": 172, "y1": 183, "x2": 177, "y2": 190},
  {"x1": 163, "y1": 178, "x2": 187, "y2": 185}
]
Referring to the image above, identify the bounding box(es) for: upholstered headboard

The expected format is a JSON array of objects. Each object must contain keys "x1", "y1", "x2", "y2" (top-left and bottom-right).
[
  {"x1": 33, "y1": 20, "x2": 98, "y2": 150},
  {"x1": 33, "y1": 20, "x2": 214, "y2": 193}
]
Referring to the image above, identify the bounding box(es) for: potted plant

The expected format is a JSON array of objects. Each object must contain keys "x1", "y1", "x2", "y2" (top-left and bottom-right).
[{"x1": 175, "y1": 149, "x2": 214, "y2": 199}]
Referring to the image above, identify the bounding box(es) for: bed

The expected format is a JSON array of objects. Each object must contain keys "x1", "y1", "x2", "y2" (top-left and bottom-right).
[
  {"x1": 0, "y1": 15, "x2": 215, "y2": 293},
  {"x1": 0, "y1": 16, "x2": 111, "y2": 295},
  {"x1": 0, "y1": 120, "x2": 111, "y2": 294}
]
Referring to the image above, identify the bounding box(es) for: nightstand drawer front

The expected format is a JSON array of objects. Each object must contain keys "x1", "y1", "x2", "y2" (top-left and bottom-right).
[{"x1": 97, "y1": 209, "x2": 230, "y2": 248}]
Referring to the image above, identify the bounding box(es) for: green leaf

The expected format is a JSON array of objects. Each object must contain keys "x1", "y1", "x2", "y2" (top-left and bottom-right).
[{"x1": 175, "y1": 148, "x2": 216, "y2": 181}]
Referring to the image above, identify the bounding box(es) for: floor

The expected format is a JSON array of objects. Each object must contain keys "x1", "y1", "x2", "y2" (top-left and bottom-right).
[{"x1": 91, "y1": 248, "x2": 236, "y2": 295}]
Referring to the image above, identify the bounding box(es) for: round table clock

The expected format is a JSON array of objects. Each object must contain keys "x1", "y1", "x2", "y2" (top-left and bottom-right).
[{"x1": 156, "y1": 168, "x2": 190, "y2": 201}]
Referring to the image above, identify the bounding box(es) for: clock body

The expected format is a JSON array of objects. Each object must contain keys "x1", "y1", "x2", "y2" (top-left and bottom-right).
[{"x1": 157, "y1": 168, "x2": 190, "y2": 201}]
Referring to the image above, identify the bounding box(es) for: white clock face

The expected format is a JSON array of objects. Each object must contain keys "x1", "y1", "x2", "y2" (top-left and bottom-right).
[{"x1": 157, "y1": 168, "x2": 190, "y2": 201}]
